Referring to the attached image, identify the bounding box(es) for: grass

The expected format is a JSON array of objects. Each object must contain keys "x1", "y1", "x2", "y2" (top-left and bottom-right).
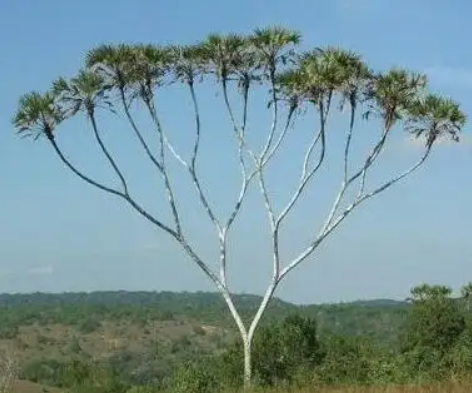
[
  {"x1": 7, "y1": 379, "x2": 472, "y2": 393},
  {"x1": 10, "y1": 379, "x2": 62, "y2": 393},
  {"x1": 0, "y1": 318, "x2": 231, "y2": 366},
  {"x1": 251, "y1": 381, "x2": 472, "y2": 393}
]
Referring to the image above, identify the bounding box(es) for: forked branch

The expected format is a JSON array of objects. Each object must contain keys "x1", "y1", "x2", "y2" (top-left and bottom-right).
[
  {"x1": 144, "y1": 98, "x2": 184, "y2": 236},
  {"x1": 279, "y1": 146, "x2": 433, "y2": 281},
  {"x1": 13, "y1": 33, "x2": 466, "y2": 391},
  {"x1": 88, "y1": 110, "x2": 129, "y2": 196}
]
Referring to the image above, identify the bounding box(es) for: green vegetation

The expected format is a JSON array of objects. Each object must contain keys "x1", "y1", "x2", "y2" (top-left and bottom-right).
[
  {"x1": 1, "y1": 284, "x2": 472, "y2": 392},
  {"x1": 12, "y1": 25, "x2": 466, "y2": 389}
]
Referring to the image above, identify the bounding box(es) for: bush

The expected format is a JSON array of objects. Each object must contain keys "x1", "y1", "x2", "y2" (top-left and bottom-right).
[
  {"x1": 168, "y1": 362, "x2": 220, "y2": 393},
  {"x1": 0, "y1": 325, "x2": 19, "y2": 339},
  {"x1": 315, "y1": 335, "x2": 371, "y2": 385},
  {"x1": 192, "y1": 325, "x2": 206, "y2": 336},
  {"x1": 77, "y1": 318, "x2": 101, "y2": 334}
]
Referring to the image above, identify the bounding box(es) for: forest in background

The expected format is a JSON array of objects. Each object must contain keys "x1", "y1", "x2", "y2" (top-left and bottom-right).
[{"x1": 0, "y1": 284, "x2": 471, "y2": 393}]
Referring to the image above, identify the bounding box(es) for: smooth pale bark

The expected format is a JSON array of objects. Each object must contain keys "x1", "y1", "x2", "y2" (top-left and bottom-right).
[
  {"x1": 46, "y1": 104, "x2": 433, "y2": 391},
  {"x1": 243, "y1": 335, "x2": 252, "y2": 387},
  {"x1": 0, "y1": 352, "x2": 16, "y2": 393},
  {"x1": 21, "y1": 55, "x2": 452, "y2": 391}
]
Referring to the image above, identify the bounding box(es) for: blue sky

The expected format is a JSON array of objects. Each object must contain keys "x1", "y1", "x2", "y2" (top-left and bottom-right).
[{"x1": 1, "y1": 0, "x2": 471, "y2": 304}]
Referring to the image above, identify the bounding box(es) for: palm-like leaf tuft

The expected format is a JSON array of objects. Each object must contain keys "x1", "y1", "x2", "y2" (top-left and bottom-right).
[
  {"x1": 13, "y1": 91, "x2": 64, "y2": 140},
  {"x1": 200, "y1": 33, "x2": 252, "y2": 82},
  {"x1": 406, "y1": 94, "x2": 466, "y2": 147},
  {"x1": 251, "y1": 26, "x2": 301, "y2": 73},
  {"x1": 167, "y1": 44, "x2": 208, "y2": 84},
  {"x1": 277, "y1": 47, "x2": 369, "y2": 108},
  {"x1": 368, "y1": 68, "x2": 427, "y2": 128},
  {"x1": 132, "y1": 44, "x2": 173, "y2": 88},
  {"x1": 87, "y1": 44, "x2": 173, "y2": 103},
  {"x1": 52, "y1": 69, "x2": 110, "y2": 116},
  {"x1": 86, "y1": 44, "x2": 137, "y2": 90}
]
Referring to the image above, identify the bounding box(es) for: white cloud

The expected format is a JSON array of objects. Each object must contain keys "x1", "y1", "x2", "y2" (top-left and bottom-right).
[
  {"x1": 27, "y1": 266, "x2": 54, "y2": 275},
  {"x1": 425, "y1": 66, "x2": 472, "y2": 90}
]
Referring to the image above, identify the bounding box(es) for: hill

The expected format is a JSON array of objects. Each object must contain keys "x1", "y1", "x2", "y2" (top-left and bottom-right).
[
  {"x1": 0, "y1": 291, "x2": 410, "y2": 390},
  {"x1": 0, "y1": 290, "x2": 409, "y2": 339}
]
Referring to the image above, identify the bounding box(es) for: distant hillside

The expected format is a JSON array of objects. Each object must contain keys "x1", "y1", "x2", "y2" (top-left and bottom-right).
[
  {"x1": 0, "y1": 291, "x2": 412, "y2": 391},
  {"x1": 349, "y1": 298, "x2": 408, "y2": 307},
  {"x1": 0, "y1": 290, "x2": 409, "y2": 344}
]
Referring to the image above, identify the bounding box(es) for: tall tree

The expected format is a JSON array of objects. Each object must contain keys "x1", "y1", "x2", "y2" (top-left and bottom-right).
[
  {"x1": 12, "y1": 27, "x2": 466, "y2": 388},
  {"x1": 461, "y1": 282, "x2": 472, "y2": 312},
  {"x1": 404, "y1": 284, "x2": 465, "y2": 353}
]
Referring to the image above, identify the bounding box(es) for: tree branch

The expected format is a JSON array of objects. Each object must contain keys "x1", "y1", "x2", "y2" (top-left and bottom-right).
[
  {"x1": 255, "y1": 74, "x2": 281, "y2": 283},
  {"x1": 88, "y1": 109, "x2": 129, "y2": 195},
  {"x1": 248, "y1": 281, "x2": 278, "y2": 342},
  {"x1": 224, "y1": 79, "x2": 258, "y2": 233},
  {"x1": 257, "y1": 169, "x2": 277, "y2": 244},
  {"x1": 276, "y1": 100, "x2": 328, "y2": 228},
  {"x1": 261, "y1": 105, "x2": 296, "y2": 168},
  {"x1": 279, "y1": 146, "x2": 432, "y2": 281},
  {"x1": 220, "y1": 79, "x2": 261, "y2": 286},
  {"x1": 360, "y1": 146, "x2": 431, "y2": 201},
  {"x1": 144, "y1": 98, "x2": 183, "y2": 236},
  {"x1": 259, "y1": 70, "x2": 279, "y2": 162},
  {"x1": 145, "y1": 87, "x2": 223, "y2": 239},
  {"x1": 356, "y1": 126, "x2": 390, "y2": 198},
  {"x1": 118, "y1": 87, "x2": 163, "y2": 173},
  {"x1": 47, "y1": 135, "x2": 227, "y2": 299},
  {"x1": 222, "y1": 79, "x2": 257, "y2": 163},
  {"x1": 189, "y1": 81, "x2": 201, "y2": 172},
  {"x1": 323, "y1": 119, "x2": 392, "y2": 232},
  {"x1": 47, "y1": 136, "x2": 177, "y2": 238},
  {"x1": 344, "y1": 101, "x2": 356, "y2": 183}
]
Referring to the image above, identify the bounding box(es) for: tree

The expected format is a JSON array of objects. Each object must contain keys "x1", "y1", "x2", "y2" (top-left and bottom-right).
[
  {"x1": 403, "y1": 284, "x2": 465, "y2": 353},
  {"x1": 461, "y1": 282, "x2": 472, "y2": 312},
  {"x1": 12, "y1": 27, "x2": 466, "y2": 389},
  {"x1": 251, "y1": 315, "x2": 323, "y2": 386},
  {"x1": 217, "y1": 314, "x2": 323, "y2": 388},
  {"x1": 168, "y1": 361, "x2": 220, "y2": 393},
  {"x1": 401, "y1": 284, "x2": 466, "y2": 380},
  {"x1": 316, "y1": 335, "x2": 372, "y2": 385}
]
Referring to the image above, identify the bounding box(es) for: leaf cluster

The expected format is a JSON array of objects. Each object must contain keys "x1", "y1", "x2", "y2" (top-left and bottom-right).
[{"x1": 12, "y1": 26, "x2": 465, "y2": 149}]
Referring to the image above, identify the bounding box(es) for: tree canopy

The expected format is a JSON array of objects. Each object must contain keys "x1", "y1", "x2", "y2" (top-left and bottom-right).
[{"x1": 12, "y1": 26, "x2": 467, "y2": 388}]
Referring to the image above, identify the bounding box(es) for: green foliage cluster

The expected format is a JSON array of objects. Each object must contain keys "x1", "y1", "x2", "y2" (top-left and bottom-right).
[
  {"x1": 0, "y1": 291, "x2": 407, "y2": 344},
  {"x1": 4, "y1": 283, "x2": 472, "y2": 392},
  {"x1": 164, "y1": 283, "x2": 472, "y2": 392}
]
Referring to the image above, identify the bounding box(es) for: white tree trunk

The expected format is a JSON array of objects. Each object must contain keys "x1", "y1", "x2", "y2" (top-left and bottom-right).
[
  {"x1": 37, "y1": 47, "x2": 439, "y2": 393},
  {"x1": 0, "y1": 351, "x2": 16, "y2": 393},
  {"x1": 242, "y1": 334, "x2": 252, "y2": 390}
]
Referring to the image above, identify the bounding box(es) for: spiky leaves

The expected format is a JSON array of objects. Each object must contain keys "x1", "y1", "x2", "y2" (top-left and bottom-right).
[
  {"x1": 251, "y1": 26, "x2": 301, "y2": 75},
  {"x1": 130, "y1": 44, "x2": 173, "y2": 103},
  {"x1": 11, "y1": 27, "x2": 468, "y2": 392},
  {"x1": 200, "y1": 33, "x2": 252, "y2": 83},
  {"x1": 251, "y1": 27, "x2": 301, "y2": 115},
  {"x1": 277, "y1": 47, "x2": 370, "y2": 109},
  {"x1": 52, "y1": 69, "x2": 111, "y2": 117},
  {"x1": 86, "y1": 44, "x2": 137, "y2": 90},
  {"x1": 368, "y1": 69, "x2": 427, "y2": 129},
  {"x1": 406, "y1": 94, "x2": 466, "y2": 148},
  {"x1": 167, "y1": 44, "x2": 208, "y2": 85},
  {"x1": 87, "y1": 44, "x2": 172, "y2": 105},
  {"x1": 13, "y1": 92, "x2": 64, "y2": 140}
]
